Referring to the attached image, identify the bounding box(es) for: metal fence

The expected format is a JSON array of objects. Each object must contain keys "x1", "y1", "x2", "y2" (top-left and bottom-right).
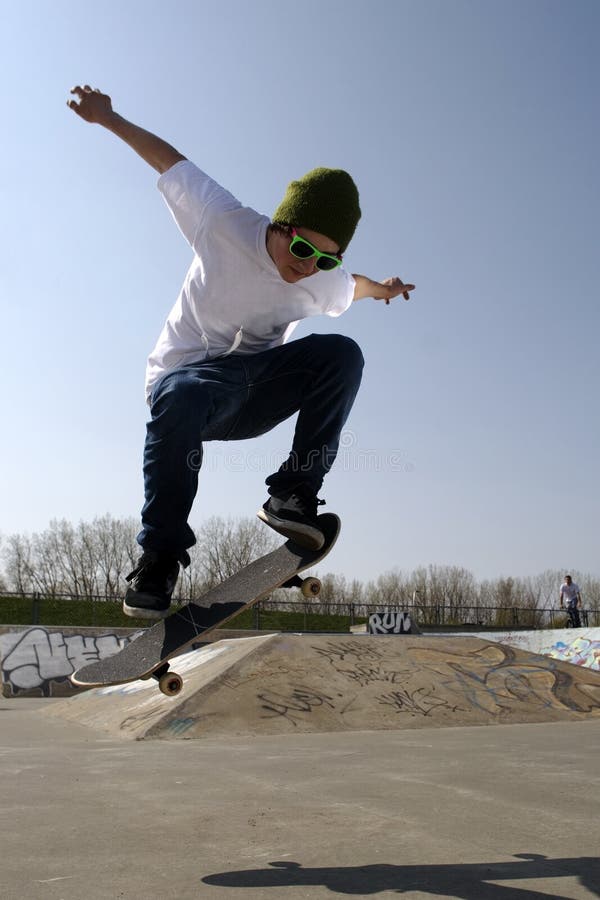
[
  {"x1": 0, "y1": 590, "x2": 597, "y2": 631},
  {"x1": 252, "y1": 601, "x2": 597, "y2": 631}
]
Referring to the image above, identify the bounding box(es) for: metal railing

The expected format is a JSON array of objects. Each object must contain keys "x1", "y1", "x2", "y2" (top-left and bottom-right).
[
  {"x1": 0, "y1": 591, "x2": 597, "y2": 631},
  {"x1": 250, "y1": 601, "x2": 596, "y2": 631}
]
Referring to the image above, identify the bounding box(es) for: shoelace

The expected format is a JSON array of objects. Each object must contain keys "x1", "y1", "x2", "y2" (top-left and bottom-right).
[
  {"x1": 125, "y1": 557, "x2": 154, "y2": 584},
  {"x1": 126, "y1": 550, "x2": 190, "y2": 583},
  {"x1": 291, "y1": 493, "x2": 326, "y2": 517}
]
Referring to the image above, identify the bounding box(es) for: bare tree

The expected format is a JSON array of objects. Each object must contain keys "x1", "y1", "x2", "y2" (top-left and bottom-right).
[
  {"x1": 372, "y1": 569, "x2": 407, "y2": 606},
  {"x1": 2, "y1": 513, "x2": 598, "y2": 633},
  {"x1": 3, "y1": 534, "x2": 36, "y2": 594},
  {"x1": 2, "y1": 516, "x2": 138, "y2": 598},
  {"x1": 49, "y1": 519, "x2": 98, "y2": 598},
  {"x1": 581, "y1": 574, "x2": 600, "y2": 612},
  {"x1": 309, "y1": 572, "x2": 338, "y2": 613},
  {"x1": 91, "y1": 515, "x2": 139, "y2": 598}
]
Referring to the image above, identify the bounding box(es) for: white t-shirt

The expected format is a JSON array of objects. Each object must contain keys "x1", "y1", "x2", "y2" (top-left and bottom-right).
[
  {"x1": 560, "y1": 582, "x2": 580, "y2": 606},
  {"x1": 145, "y1": 160, "x2": 356, "y2": 402}
]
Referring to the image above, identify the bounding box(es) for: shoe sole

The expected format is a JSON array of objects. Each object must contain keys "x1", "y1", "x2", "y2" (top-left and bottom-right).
[
  {"x1": 123, "y1": 593, "x2": 171, "y2": 620},
  {"x1": 123, "y1": 603, "x2": 170, "y2": 620},
  {"x1": 257, "y1": 508, "x2": 325, "y2": 550}
]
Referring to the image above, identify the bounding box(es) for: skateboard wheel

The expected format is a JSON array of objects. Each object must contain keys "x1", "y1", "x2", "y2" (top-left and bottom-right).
[
  {"x1": 158, "y1": 672, "x2": 183, "y2": 697},
  {"x1": 301, "y1": 577, "x2": 321, "y2": 598}
]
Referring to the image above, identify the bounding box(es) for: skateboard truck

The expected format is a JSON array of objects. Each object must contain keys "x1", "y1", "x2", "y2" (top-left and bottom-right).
[
  {"x1": 282, "y1": 574, "x2": 322, "y2": 597},
  {"x1": 143, "y1": 662, "x2": 184, "y2": 697}
]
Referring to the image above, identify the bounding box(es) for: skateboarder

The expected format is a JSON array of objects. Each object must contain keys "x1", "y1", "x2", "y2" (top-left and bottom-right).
[{"x1": 67, "y1": 85, "x2": 415, "y2": 620}]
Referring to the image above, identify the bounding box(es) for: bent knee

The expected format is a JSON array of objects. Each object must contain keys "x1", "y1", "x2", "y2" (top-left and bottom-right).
[{"x1": 311, "y1": 334, "x2": 364, "y2": 372}]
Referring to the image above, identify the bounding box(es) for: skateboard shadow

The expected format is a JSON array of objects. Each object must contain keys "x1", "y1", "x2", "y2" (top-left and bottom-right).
[{"x1": 202, "y1": 853, "x2": 600, "y2": 898}]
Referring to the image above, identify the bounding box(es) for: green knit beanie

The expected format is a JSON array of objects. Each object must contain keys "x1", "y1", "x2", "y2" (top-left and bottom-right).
[{"x1": 272, "y1": 167, "x2": 361, "y2": 253}]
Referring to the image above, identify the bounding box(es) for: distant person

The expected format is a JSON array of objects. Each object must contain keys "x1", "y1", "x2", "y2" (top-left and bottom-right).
[
  {"x1": 67, "y1": 85, "x2": 415, "y2": 620},
  {"x1": 560, "y1": 574, "x2": 582, "y2": 628}
]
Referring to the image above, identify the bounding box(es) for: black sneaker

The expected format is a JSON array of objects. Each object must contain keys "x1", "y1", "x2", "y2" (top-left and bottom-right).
[
  {"x1": 257, "y1": 487, "x2": 325, "y2": 549},
  {"x1": 123, "y1": 551, "x2": 184, "y2": 620}
]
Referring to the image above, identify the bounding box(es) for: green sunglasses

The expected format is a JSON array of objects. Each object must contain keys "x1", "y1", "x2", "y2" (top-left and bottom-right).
[{"x1": 288, "y1": 228, "x2": 342, "y2": 271}]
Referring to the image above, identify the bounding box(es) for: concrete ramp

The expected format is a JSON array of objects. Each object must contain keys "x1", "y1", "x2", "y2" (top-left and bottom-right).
[
  {"x1": 45, "y1": 634, "x2": 275, "y2": 739},
  {"x1": 45, "y1": 633, "x2": 600, "y2": 741}
]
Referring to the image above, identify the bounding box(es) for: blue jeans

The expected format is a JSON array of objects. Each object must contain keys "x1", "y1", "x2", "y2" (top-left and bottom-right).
[{"x1": 138, "y1": 334, "x2": 364, "y2": 557}]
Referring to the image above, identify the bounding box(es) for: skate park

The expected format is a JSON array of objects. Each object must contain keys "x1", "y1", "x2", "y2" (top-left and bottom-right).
[
  {"x1": 2, "y1": 624, "x2": 600, "y2": 900},
  {"x1": 4, "y1": 2, "x2": 600, "y2": 898}
]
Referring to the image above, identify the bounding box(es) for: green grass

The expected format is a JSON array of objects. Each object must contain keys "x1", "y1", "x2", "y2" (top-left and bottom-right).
[
  {"x1": 228, "y1": 607, "x2": 364, "y2": 632},
  {"x1": 0, "y1": 596, "x2": 33, "y2": 626},
  {"x1": 1, "y1": 597, "x2": 158, "y2": 630},
  {"x1": 0, "y1": 595, "x2": 365, "y2": 633}
]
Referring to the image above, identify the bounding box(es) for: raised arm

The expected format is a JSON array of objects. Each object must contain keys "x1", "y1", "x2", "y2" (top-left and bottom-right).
[{"x1": 67, "y1": 85, "x2": 186, "y2": 174}]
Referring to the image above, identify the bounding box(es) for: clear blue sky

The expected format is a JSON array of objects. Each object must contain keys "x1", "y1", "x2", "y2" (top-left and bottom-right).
[{"x1": 1, "y1": 0, "x2": 598, "y2": 582}]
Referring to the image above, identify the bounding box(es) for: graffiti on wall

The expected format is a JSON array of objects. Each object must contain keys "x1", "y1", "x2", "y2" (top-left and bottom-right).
[
  {"x1": 464, "y1": 629, "x2": 600, "y2": 671},
  {"x1": 547, "y1": 637, "x2": 600, "y2": 671},
  {"x1": 0, "y1": 627, "x2": 140, "y2": 696},
  {"x1": 368, "y1": 611, "x2": 413, "y2": 634}
]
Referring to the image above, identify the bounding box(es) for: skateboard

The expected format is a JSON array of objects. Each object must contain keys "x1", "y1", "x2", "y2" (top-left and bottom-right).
[{"x1": 71, "y1": 513, "x2": 340, "y2": 696}]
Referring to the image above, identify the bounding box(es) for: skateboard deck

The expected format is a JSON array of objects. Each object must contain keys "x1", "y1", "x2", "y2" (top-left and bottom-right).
[{"x1": 71, "y1": 513, "x2": 340, "y2": 695}]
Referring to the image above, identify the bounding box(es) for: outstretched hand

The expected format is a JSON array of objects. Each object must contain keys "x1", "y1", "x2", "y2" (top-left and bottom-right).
[
  {"x1": 378, "y1": 277, "x2": 415, "y2": 304},
  {"x1": 67, "y1": 85, "x2": 114, "y2": 125}
]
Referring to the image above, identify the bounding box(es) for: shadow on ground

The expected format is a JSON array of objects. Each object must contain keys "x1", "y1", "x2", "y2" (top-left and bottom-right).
[{"x1": 203, "y1": 853, "x2": 600, "y2": 898}]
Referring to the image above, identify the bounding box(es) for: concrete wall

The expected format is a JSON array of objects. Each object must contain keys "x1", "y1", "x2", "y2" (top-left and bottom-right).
[
  {"x1": 0, "y1": 626, "x2": 142, "y2": 697},
  {"x1": 437, "y1": 628, "x2": 600, "y2": 671},
  {"x1": 0, "y1": 625, "x2": 271, "y2": 697}
]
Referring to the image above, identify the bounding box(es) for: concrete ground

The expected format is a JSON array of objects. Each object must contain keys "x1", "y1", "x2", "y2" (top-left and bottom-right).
[{"x1": 1, "y1": 698, "x2": 599, "y2": 900}]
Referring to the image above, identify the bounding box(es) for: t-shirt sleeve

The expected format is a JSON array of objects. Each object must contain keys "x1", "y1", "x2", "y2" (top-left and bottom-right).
[
  {"x1": 325, "y1": 268, "x2": 356, "y2": 317},
  {"x1": 157, "y1": 160, "x2": 241, "y2": 254}
]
